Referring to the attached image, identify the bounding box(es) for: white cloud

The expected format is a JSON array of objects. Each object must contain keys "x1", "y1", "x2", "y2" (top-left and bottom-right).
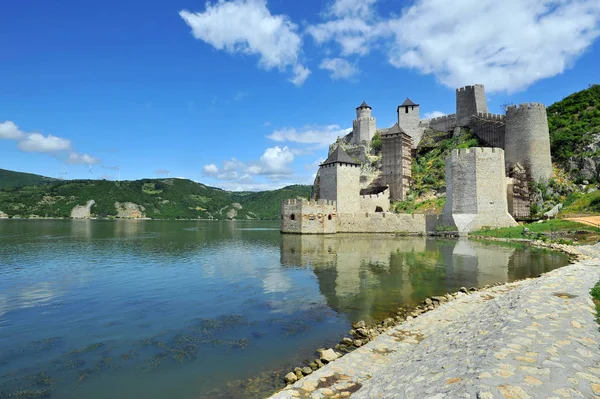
[
  {"x1": 218, "y1": 170, "x2": 239, "y2": 180},
  {"x1": 223, "y1": 157, "x2": 244, "y2": 172},
  {"x1": 67, "y1": 152, "x2": 100, "y2": 165},
  {"x1": 0, "y1": 121, "x2": 24, "y2": 140},
  {"x1": 18, "y1": 133, "x2": 71, "y2": 153},
  {"x1": 155, "y1": 169, "x2": 171, "y2": 175},
  {"x1": 247, "y1": 146, "x2": 295, "y2": 175},
  {"x1": 385, "y1": 0, "x2": 600, "y2": 92},
  {"x1": 328, "y1": 0, "x2": 378, "y2": 18},
  {"x1": 319, "y1": 58, "x2": 359, "y2": 80},
  {"x1": 304, "y1": 157, "x2": 325, "y2": 171},
  {"x1": 268, "y1": 125, "x2": 351, "y2": 148},
  {"x1": 180, "y1": 0, "x2": 310, "y2": 85},
  {"x1": 423, "y1": 111, "x2": 446, "y2": 119},
  {"x1": 203, "y1": 164, "x2": 219, "y2": 176}
]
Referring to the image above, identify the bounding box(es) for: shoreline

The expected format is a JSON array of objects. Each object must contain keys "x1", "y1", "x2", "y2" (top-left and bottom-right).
[{"x1": 267, "y1": 242, "x2": 599, "y2": 399}]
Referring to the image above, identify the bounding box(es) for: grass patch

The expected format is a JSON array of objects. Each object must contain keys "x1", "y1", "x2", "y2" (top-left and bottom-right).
[
  {"x1": 560, "y1": 190, "x2": 600, "y2": 217},
  {"x1": 591, "y1": 281, "x2": 600, "y2": 323},
  {"x1": 470, "y1": 219, "x2": 600, "y2": 244},
  {"x1": 393, "y1": 197, "x2": 446, "y2": 214}
]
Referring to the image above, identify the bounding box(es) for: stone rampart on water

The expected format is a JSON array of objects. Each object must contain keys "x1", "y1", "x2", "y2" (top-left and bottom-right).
[
  {"x1": 336, "y1": 212, "x2": 438, "y2": 234},
  {"x1": 281, "y1": 199, "x2": 337, "y2": 234}
]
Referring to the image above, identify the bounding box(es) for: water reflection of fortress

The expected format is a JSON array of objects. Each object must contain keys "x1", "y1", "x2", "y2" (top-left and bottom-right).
[{"x1": 280, "y1": 235, "x2": 565, "y2": 321}]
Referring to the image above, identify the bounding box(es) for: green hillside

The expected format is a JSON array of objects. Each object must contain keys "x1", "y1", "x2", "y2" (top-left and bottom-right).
[
  {"x1": 0, "y1": 173, "x2": 310, "y2": 220},
  {"x1": 0, "y1": 168, "x2": 59, "y2": 190},
  {"x1": 548, "y1": 84, "x2": 600, "y2": 167}
]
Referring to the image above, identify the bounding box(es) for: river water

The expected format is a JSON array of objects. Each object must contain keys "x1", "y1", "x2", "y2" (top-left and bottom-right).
[{"x1": 0, "y1": 220, "x2": 569, "y2": 399}]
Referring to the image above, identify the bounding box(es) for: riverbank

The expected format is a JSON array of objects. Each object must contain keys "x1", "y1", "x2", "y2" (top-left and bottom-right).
[{"x1": 268, "y1": 248, "x2": 600, "y2": 398}]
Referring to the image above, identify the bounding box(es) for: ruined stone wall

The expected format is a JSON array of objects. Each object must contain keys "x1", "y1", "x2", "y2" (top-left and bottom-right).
[
  {"x1": 319, "y1": 163, "x2": 361, "y2": 213},
  {"x1": 352, "y1": 116, "x2": 376, "y2": 145},
  {"x1": 507, "y1": 164, "x2": 531, "y2": 220},
  {"x1": 381, "y1": 132, "x2": 412, "y2": 201},
  {"x1": 442, "y1": 147, "x2": 517, "y2": 234},
  {"x1": 470, "y1": 113, "x2": 506, "y2": 148},
  {"x1": 456, "y1": 85, "x2": 488, "y2": 127},
  {"x1": 359, "y1": 189, "x2": 390, "y2": 213},
  {"x1": 281, "y1": 199, "x2": 337, "y2": 234},
  {"x1": 421, "y1": 114, "x2": 457, "y2": 132},
  {"x1": 398, "y1": 105, "x2": 421, "y2": 146},
  {"x1": 505, "y1": 103, "x2": 553, "y2": 181}
]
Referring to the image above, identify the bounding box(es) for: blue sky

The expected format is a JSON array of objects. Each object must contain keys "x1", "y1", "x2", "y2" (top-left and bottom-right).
[{"x1": 1, "y1": 0, "x2": 599, "y2": 190}]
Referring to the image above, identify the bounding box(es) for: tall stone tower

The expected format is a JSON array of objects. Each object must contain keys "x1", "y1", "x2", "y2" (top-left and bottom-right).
[
  {"x1": 397, "y1": 98, "x2": 422, "y2": 147},
  {"x1": 456, "y1": 84, "x2": 488, "y2": 126},
  {"x1": 442, "y1": 147, "x2": 517, "y2": 235},
  {"x1": 318, "y1": 146, "x2": 361, "y2": 212},
  {"x1": 505, "y1": 103, "x2": 553, "y2": 182},
  {"x1": 352, "y1": 101, "x2": 376, "y2": 145},
  {"x1": 381, "y1": 124, "x2": 413, "y2": 201}
]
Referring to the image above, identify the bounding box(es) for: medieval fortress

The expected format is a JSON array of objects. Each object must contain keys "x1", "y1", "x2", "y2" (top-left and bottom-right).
[{"x1": 282, "y1": 84, "x2": 553, "y2": 235}]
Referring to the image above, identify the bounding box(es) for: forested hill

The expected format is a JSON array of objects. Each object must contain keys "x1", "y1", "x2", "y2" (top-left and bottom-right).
[
  {"x1": 0, "y1": 172, "x2": 310, "y2": 220},
  {"x1": 0, "y1": 168, "x2": 59, "y2": 190},
  {"x1": 548, "y1": 84, "x2": 600, "y2": 177}
]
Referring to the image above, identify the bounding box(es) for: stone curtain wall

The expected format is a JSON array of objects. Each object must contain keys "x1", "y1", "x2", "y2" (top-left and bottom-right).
[
  {"x1": 470, "y1": 113, "x2": 506, "y2": 148},
  {"x1": 336, "y1": 212, "x2": 437, "y2": 234},
  {"x1": 281, "y1": 199, "x2": 337, "y2": 234},
  {"x1": 421, "y1": 114, "x2": 457, "y2": 132},
  {"x1": 359, "y1": 189, "x2": 391, "y2": 213},
  {"x1": 505, "y1": 103, "x2": 553, "y2": 181},
  {"x1": 456, "y1": 85, "x2": 488, "y2": 127}
]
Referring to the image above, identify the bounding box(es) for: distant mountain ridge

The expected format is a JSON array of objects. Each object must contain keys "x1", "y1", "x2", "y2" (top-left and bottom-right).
[{"x1": 0, "y1": 169, "x2": 310, "y2": 220}]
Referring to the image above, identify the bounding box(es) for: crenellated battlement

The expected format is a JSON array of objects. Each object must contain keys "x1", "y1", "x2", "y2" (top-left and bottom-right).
[
  {"x1": 427, "y1": 114, "x2": 456, "y2": 123},
  {"x1": 282, "y1": 199, "x2": 336, "y2": 207},
  {"x1": 456, "y1": 84, "x2": 485, "y2": 93},
  {"x1": 453, "y1": 147, "x2": 503, "y2": 156},
  {"x1": 359, "y1": 187, "x2": 389, "y2": 200},
  {"x1": 474, "y1": 112, "x2": 506, "y2": 122},
  {"x1": 354, "y1": 116, "x2": 375, "y2": 121},
  {"x1": 506, "y1": 102, "x2": 547, "y2": 115}
]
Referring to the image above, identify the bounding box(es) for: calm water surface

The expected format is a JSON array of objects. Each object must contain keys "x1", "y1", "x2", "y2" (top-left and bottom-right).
[{"x1": 0, "y1": 220, "x2": 569, "y2": 398}]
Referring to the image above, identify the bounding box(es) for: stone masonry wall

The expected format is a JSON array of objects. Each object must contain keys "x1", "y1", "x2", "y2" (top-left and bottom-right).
[
  {"x1": 319, "y1": 163, "x2": 361, "y2": 213},
  {"x1": 505, "y1": 103, "x2": 553, "y2": 181},
  {"x1": 336, "y1": 212, "x2": 439, "y2": 234},
  {"x1": 359, "y1": 189, "x2": 390, "y2": 213},
  {"x1": 421, "y1": 114, "x2": 457, "y2": 132},
  {"x1": 352, "y1": 107, "x2": 376, "y2": 144},
  {"x1": 281, "y1": 199, "x2": 337, "y2": 234},
  {"x1": 470, "y1": 113, "x2": 506, "y2": 148},
  {"x1": 381, "y1": 132, "x2": 412, "y2": 201},
  {"x1": 442, "y1": 147, "x2": 517, "y2": 234},
  {"x1": 398, "y1": 105, "x2": 421, "y2": 146},
  {"x1": 456, "y1": 85, "x2": 488, "y2": 127}
]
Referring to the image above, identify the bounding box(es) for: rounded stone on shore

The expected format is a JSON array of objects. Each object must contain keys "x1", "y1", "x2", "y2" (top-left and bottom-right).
[{"x1": 285, "y1": 372, "x2": 298, "y2": 384}]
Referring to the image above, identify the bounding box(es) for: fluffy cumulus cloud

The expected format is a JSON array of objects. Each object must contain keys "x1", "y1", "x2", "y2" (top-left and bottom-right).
[
  {"x1": 423, "y1": 111, "x2": 446, "y2": 119},
  {"x1": 306, "y1": 0, "x2": 600, "y2": 92},
  {"x1": 267, "y1": 124, "x2": 351, "y2": 148},
  {"x1": 18, "y1": 133, "x2": 71, "y2": 153},
  {"x1": 386, "y1": 0, "x2": 600, "y2": 92},
  {"x1": 247, "y1": 146, "x2": 294, "y2": 175},
  {"x1": 203, "y1": 163, "x2": 219, "y2": 176},
  {"x1": 180, "y1": 0, "x2": 310, "y2": 86},
  {"x1": 67, "y1": 152, "x2": 100, "y2": 165},
  {"x1": 0, "y1": 121, "x2": 25, "y2": 140},
  {"x1": 319, "y1": 58, "x2": 359, "y2": 80}
]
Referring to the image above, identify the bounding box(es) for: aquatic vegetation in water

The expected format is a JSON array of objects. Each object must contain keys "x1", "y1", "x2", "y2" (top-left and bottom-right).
[
  {"x1": 119, "y1": 350, "x2": 139, "y2": 363},
  {"x1": 75, "y1": 369, "x2": 94, "y2": 386},
  {"x1": 65, "y1": 342, "x2": 105, "y2": 355},
  {"x1": 95, "y1": 357, "x2": 111, "y2": 370},
  {"x1": 59, "y1": 358, "x2": 85, "y2": 370},
  {"x1": 9, "y1": 389, "x2": 53, "y2": 398},
  {"x1": 24, "y1": 373, "x2": 54, "y2": 388}
]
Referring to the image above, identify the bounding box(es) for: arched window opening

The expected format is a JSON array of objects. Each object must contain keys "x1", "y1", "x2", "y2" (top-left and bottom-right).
[
  {"x1": 290, "y1": 214, "x2": 295, "y2": 221},
  {"x1": 375, "y1": 206, "x2": 384, "y2": 213},
  {"x1": 328, "y1": 214, "x2": 332, "y2": 220}
]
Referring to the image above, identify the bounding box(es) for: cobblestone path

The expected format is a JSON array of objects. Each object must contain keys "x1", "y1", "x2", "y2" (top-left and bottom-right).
[{"x1": 268, "y1": 258, "x2": 600, "y2": 399}]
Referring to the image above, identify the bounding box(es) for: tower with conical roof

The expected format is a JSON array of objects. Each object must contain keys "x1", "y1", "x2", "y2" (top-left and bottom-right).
[
  {"x1": 352, "y1": 101, "x2": 376, "y2": 145},
  {"x1": 397, "y1": 98, "x2": 422, "y2": 147},
  {"x1": 318, "y1": 146, "x2": 361, "y2": 212}
]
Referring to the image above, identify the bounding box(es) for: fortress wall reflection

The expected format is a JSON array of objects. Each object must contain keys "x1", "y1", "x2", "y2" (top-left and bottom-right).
[{"x1": 280, "y1": 235, "x2": 521, "y2": 322}]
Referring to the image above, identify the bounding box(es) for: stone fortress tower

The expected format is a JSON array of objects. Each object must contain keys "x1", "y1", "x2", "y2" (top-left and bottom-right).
[
  {"x1": 381, "y1": 124, "x2": 413, "y2": 201},
  {"x1": 318, "y1": 146, "x2": 361, "y2": 212},
  {"x1": 397, "y1": 98, "x2": 422, "y2": 146},
  {"x1": 442, "y1": 148, "x2": 517, "y2": 235},
  {"x1": 456, "y1": 84, "x2": 488, "y2": 126},
  {"x1": 505, "y1": 103, "x2": 553, "y2": 181},
  {"x1": 352, "y1": 101, "x2": 376, "y2": 145}
]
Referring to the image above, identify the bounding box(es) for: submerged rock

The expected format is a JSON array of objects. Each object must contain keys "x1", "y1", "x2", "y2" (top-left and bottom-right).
[{"x1": 284, "y1": 372, "x2": 297, "y2": 384}]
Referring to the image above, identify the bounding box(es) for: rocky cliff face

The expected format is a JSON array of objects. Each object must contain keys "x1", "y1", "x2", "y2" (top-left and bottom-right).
[
  {"x1": 114, "y1": 202, "x2": 146, "y2": 219},
  {"x1": 70, "y1": 200, "x2": 96, "y2": 219},
  {"x1": 0, "y1": 210, "x2": 8, "y2": 219}
]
